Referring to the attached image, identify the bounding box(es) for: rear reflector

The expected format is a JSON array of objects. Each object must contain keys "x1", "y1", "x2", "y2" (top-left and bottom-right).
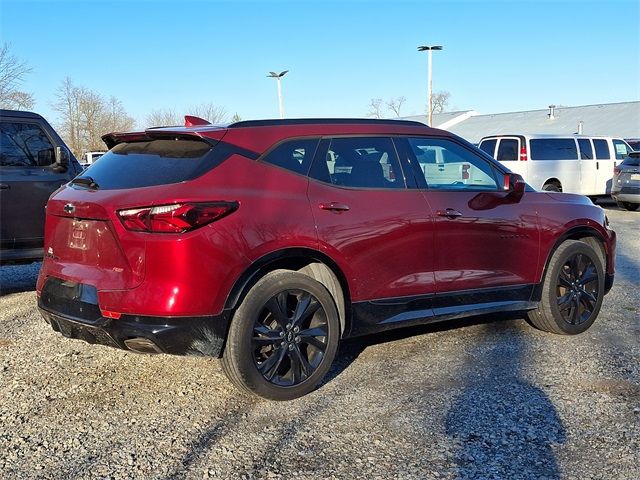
[
  {"x1": 117, "y1": 201, "x2": 239, "y2": 233},
  {"x1": 101, "y1": 310, "x2": 122, "y2": 319}
]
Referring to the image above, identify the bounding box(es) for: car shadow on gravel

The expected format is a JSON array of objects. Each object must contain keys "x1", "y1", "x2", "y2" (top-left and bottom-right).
[
  {"x1": 0, "y1": 262, "x2": 41, "y2": 296},
  {"x1": 444, "y1": 320, "x2": 566, "y2": 479}
]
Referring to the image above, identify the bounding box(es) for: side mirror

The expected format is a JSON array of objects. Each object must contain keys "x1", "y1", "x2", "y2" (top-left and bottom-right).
[
  {"x1": 505, "y1": 173, "x2": 526, "y2": 197},
  {"x1": 55, "y1": 146, "x2": 70, "y2": 166},
  {"x1": 52, "y1": 146, "x2": 70, "y2": 173}
]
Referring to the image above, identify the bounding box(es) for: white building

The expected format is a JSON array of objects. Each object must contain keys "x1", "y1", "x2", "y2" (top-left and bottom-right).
[{"x1": 403, "y1": 101, "x2": 640, "y2": 144}]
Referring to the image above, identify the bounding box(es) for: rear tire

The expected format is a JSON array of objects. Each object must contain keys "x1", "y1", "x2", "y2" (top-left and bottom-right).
[
  {"x1": 527, "y1": 240, "x2": 604, "y2": 335},
  {"x1": 542, "y1": 182, "x2": 562, "y2": 192},
  {"x1": 221, "y1": 270, "x2": 340, "y2": 400},
  {"x1": 617, "y1": 201, "x2": 639, "y2": 211}
]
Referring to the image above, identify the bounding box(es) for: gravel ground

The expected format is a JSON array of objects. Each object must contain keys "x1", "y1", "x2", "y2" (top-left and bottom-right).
[{"x1": 1, "y1": 203, "x2": 638, "y2": 480}]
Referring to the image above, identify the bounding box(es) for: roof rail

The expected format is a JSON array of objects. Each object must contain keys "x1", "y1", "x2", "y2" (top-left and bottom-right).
[{"x1": 227, "y1": 118, "x2": 427, "y2": 128}]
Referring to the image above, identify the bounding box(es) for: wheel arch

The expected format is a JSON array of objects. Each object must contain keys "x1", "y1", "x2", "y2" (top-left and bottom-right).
[
  {"x1": 224, "y1": 248, "x2": 351, "y2": 337},
  {"x1": 542, "y1": 178, "x2": 563, "y2": 190},
  {"x1": 535, "y1": 225, "x2": 609, "y2": 300}
]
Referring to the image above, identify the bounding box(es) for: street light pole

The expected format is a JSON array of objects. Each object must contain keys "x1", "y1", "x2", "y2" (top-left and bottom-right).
[
  {"x1": 417, "y1": 45, "x2": 443, "y2": 126},
  {"x1": 267, "y1": 70, "x2": 289, "y2": 119}
]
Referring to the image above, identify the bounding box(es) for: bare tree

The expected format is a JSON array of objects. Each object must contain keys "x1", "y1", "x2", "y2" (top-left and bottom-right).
[
  {"x1": 231, "y1": 112, "x2": 242, "y2": 123},
  {"x1": 386, "y1": 96, "x2": 406, "y2": 117},
  {"x1": 431, "y1": 91, "x2": 451, "y2": 114},
  {"x1": 0, "y1": 43, "x2": 34, "y2": 109},
  {"x1": 367, "y1": 98, "x2": 384, "y2": 118},
  {"x1": 53, "y1": 77, "x2": 136, "y2": 157},
  {"x1": 102, "y1": 96, "x2": 136, "y2": 134},
  {"x1": 188, "y1": 102, "x2": 228, "y2": 124},
  {"x1": 145, "y1": 108, "x2": 181, "y2": 127}
]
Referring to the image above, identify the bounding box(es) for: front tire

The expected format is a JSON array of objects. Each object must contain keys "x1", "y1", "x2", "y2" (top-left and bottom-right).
[
  {"x1": 222, "y1": 270, "x2": 340, "y2": 400},
  {"x1": 527, "y1": 240, "x2": 604, "y2": 335}
]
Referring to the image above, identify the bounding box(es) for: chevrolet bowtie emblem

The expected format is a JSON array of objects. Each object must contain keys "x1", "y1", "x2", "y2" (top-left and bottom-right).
[{"x1": 63, "y1": 203, "x2": 75, "y2": 214}]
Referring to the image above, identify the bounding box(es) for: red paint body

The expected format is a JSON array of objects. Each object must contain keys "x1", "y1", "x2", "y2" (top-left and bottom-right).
[{"x1": 37, "y1": 121, "x2": 616, "y2": 327}]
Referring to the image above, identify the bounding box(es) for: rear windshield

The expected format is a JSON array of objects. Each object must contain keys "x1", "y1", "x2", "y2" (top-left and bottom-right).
[
  {"x1": 79, "y1": 139, "x2": 219, "y2": 190},
  {"x1": 621, "y1": 155, "x2": 640, "y2": 167},
  {"x1": 529, "y1": 139, "x2": 578, "y2": 161}
]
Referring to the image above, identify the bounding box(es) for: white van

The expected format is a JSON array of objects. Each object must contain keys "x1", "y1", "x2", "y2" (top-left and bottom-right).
[
  {"x1": 478, "y1": 134, "x2": 633, "y2": 195},
  {"x1": 81, "y1": 151, "x2": 106, "y2": 168}
]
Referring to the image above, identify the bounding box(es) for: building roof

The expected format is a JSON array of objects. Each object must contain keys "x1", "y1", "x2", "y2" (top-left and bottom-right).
[{"x1": 405, "y1": 102, "x2": 640, "y2": 143}]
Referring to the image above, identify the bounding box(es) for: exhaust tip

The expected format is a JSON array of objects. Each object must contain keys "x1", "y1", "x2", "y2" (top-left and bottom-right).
[{"x1": 124, "y1": 338, "x2": 163, "y2": 354}]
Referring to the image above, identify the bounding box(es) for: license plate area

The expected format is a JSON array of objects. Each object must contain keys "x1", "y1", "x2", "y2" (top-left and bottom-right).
[
  {"x1": 630, "y1": 173, "x2": 640, "y2": 181},
  {"x1": 69, "y1": 220, "x2": 90, "y2": 250}
]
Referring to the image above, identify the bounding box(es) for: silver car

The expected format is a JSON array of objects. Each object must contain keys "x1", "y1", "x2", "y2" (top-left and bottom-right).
[{"x1": 611, "y1": 151, "x2": 640, "y2": 211}]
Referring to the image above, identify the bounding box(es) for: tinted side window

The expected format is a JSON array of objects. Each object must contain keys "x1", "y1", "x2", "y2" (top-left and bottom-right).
[
  {"x1": 407, "y1": 137, "x2": 498, "y2": 190},
  {"x1": 529, "y1": 139, "x2": 578, "y2": 160},
  {"x1": 0, "y1": 121, "x2": 54, "y2": 167},
  {"x1": 310, "y1": 137, "x2": 404, "y2": 189},
  {"x1": 497, "y1": 139, "x2": 519, "y2": 161},
  {"x1": 593, "y1": 139, "x2": 610, "y2": 159},
  {"x1": 261, "y1": 138, "x2": 319, "y2": 175},
  {"x1": 479, "y1": 139, "x2": 496, "y2": 157},
  {"x1": 612, "y1": 139, "x2": 632, "y2": 160},
  {"x1": 577, "y1": 139, "x2": 593, "y2": 159}
]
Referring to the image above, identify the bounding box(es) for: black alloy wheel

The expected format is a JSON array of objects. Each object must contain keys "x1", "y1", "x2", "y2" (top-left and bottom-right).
[
  {"x1": 526, "y1": 240, "x2": 604, "y2": 335},
  {"x1": 222, "y1": 270, "x2": 340, "y2": 400},
  {"x1": 555, "y1": 252, "x2": 599, "y2": 326},
  {"x1": 252, "y1": 289, "x2": 328, "y2": 386}
]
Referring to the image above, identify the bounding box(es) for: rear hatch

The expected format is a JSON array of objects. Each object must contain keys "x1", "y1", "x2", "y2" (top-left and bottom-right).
[
  {"x1": 40, "y1": 131, "x2": 227, "y2": 291},
  {"x1": 616, "y1": 154, "x2": 640, "y2": 190}
]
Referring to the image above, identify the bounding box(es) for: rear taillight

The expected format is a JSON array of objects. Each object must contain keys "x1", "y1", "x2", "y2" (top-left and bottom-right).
[
  {"x1": 117, "y1": 202, "x2": 239, "y2": 233},
  {"x1": 519, "y1": 146, "x2": 528, "y2": 161}
]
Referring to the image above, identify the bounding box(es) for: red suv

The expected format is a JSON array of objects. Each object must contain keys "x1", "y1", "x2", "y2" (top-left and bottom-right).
[{"x1": 37, "y1": 118, "x2": 616, "y2": 400}]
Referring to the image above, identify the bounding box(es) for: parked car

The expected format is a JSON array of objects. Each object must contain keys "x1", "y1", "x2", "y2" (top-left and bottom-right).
[
  {"x1": 81, "y1": 151, "x2": 106, "y2": 168},
  {"x1": 478, "y1": 134, "x2": 633, "y2": 198},
  {"x1": 611, "y1": 151, "x2": 640, "y2": 210},
  {"x1": 37, "y1": 118, "x2": 616, "y2": 400},
  {"x1": 625, "y1": 138, "x2": 640, "y2": 152},
  {"x1": 0, "y1": 109, "x2": 82, "y2": 265}
]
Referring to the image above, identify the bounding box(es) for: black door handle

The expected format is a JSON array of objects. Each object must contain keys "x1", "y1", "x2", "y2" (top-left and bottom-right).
[
  {"x1": 319, "y1": 202, "x2": 350, "y2": 212},
  {"x1": 436, "y1": 208, "x2": 463, "y2": 219},
  {"x1": 596, "y1": 161, "x2": 599, "y2": 170},
  {"x1": 0, "y1": 184, "x2": 9, "y2": 190}
]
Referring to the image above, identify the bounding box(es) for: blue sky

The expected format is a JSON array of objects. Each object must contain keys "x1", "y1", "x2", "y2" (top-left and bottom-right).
[{"x1": 1, "y1": 0, "x2": 639, "y2": 127}]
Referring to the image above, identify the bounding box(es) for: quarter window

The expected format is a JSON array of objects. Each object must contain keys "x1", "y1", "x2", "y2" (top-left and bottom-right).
[
  {"x1": 0, "y1": 122, "x2": 55, "y2": 167},
  {"x1": 593, "y1": 139, "x2": 610, "y2": 159},
  {"x1": 310, "y1": 137, "x2": 404, "y2": 189},
  {"x1": 406, "y1": 137, "x2": 498, "y2": 190},
  {"x1": 261, "y1": 138, "x2": 320, "y2": 175},
  {"x1": 529, "y1": 139, "x2": 578, "y2": 161}
]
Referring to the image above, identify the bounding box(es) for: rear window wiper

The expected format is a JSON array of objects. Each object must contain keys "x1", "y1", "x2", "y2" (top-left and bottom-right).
[{"x1": 70, "y1": 176, "x2": 100, "y2": 190}]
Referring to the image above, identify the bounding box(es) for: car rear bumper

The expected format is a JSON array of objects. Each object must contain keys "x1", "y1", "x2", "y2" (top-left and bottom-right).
[
  {"x1": 611, "y1": 192, "x2": 640, "y2": 203},
  {"x1": 38, "y1": 277, "x2": 231, "y2": 357}
]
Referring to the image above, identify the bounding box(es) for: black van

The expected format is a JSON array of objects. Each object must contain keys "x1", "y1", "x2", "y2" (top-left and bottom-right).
[{"x1": 0, "y1": 110, "x2": 82, "y2": 264}]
